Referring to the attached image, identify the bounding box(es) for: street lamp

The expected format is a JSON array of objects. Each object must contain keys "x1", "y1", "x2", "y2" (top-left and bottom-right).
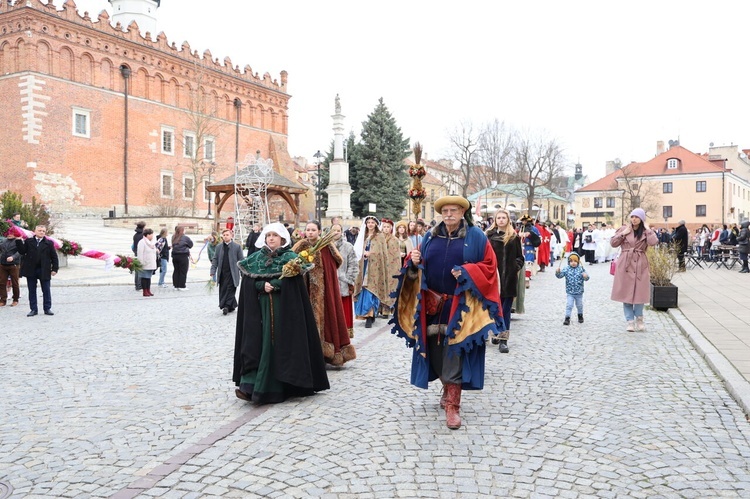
[
  {"x1": 205, "y1": 161, "x2": 216, "y2": 217},
  {"x1": 119, "y1": 65, "x2": 131, "y2": 215},
  {"x1": 313, "y1": 150, "x2": 323, "y2": 221}
]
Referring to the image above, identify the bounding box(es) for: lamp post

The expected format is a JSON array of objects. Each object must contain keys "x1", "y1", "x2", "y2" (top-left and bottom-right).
[
  {"x1": 313, "y1": 150, "x2": 323, "y2": 221},
  {"x1": 205, "y1": 161, "x2": 216, "y2": 217},
  {"x1": 119, "y1": 65, "x2": 131, "y2": 215}
]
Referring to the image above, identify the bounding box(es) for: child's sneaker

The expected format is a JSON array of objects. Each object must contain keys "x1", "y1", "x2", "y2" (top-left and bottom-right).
[
  {"x1": 578, "y1": 314, "x2": 584, "y2": 323},
  {"x1": 563, "y1": 317, "x2": 570, "y2": 326}
]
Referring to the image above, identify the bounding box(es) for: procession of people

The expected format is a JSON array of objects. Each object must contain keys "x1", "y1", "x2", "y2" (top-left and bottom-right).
[{"x1": 0, "y1": 201, "x2": 687, "y2": 430}]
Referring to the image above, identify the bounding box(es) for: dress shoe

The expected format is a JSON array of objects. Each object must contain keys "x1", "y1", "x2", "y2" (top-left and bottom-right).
[
  {"x1": 365, "y1": 317, "x2": 374, "y2": 328},
  {"x1": 235, "y1": 389, "x2": 252, "y2": 402},
  {"x1": 498, "y1": 340, "x2": 509, "y2": 353},
  {"x1": 44, "y1": 310, "x2": 54, "y2": 316},
  {"x1": 223, "y1": 307, "x2": 229, "y2": 315},
  {"x1": 0, "y1": 302, "x2": 5, "y2": 307},
  {"x1": 27, "y1": 310, "x2": 38, "y2": 317},
  {"x1": 11, "y1": 301, "x2": 18, "y2": 307}
]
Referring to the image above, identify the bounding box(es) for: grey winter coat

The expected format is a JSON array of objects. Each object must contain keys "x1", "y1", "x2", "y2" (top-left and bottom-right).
[
  {"x1": 210, "y1": 241, "x2": 244, "y2": 287},
  {"x1": 335, "y1": 238, "x2": 358, "y2": 297}
]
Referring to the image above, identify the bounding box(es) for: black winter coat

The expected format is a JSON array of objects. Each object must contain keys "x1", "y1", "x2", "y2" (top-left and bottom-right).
[
  {"x1": 486, "y1": 228, "x2": 524, "y2": 299},
  {"x1": 672, "y1": 224, "x2": 689, "y2": 254},
  {"x1": 16, "y1": 236, "x2": 59, "y2": 279}
]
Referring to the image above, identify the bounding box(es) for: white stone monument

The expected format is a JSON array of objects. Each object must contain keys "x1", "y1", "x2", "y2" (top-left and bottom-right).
[{"x1": 325, "y1": 94, "x2": 353, "y2": 219}]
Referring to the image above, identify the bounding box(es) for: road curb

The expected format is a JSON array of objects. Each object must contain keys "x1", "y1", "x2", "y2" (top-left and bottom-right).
[{"x1": 669, "y1": 308, "x2": 750, "y2": 418}]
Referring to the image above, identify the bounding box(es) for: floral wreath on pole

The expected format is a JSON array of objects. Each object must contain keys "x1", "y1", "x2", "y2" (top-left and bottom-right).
[{"x1": 409, "y1": 142, "x2": 426, "y2": 219}]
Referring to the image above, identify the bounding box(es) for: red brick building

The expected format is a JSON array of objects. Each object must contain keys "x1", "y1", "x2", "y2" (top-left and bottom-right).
[{"x1": 0, "y1": 0, "x2": 304, "y2": 221}]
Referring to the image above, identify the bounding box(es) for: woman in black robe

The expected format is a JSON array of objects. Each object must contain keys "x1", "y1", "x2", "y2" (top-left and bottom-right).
[{"x1": 233, "y1": 222, "x2": 329, "y2": 404}]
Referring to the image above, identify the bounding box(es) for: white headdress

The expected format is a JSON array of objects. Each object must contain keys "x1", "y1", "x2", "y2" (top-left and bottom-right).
[
  {"x1": 255, "y1": 222, "x2": 290, "y2": 249},
  {"x1": 353, "y1": 215, "x2": 379, "y2": 260}
]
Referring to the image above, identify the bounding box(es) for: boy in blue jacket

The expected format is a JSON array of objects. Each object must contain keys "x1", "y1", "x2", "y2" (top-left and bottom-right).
[{"x1": 555, "y1": 252, "x2": 589, "y2": 325}]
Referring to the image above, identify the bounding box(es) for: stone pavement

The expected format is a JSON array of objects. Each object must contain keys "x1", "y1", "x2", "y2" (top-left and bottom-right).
[
  {"x1": 2, "y1": 219, "x2": 750, "y2": 497},
  {"x1": 670, "y1": 264, "x2": 750, "y2": 415}
]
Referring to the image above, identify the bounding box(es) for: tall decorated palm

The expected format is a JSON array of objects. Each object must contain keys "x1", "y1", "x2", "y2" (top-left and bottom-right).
[{"x1": 408, "y1": 142, "x2": 427, "y2": 219}]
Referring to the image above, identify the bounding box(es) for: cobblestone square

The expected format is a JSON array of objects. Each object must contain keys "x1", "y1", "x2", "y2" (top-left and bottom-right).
[{"x1": 2, "y1": 221, "x2": 750, "y2": 497}]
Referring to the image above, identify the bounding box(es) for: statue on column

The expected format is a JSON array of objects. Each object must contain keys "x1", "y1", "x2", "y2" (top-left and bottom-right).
[{"x1": 335, "y1": 94, "x2": 341, "y2": 114}]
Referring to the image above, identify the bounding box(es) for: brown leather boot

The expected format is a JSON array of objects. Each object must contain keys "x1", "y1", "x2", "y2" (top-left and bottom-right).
[{"x1": 445, "y1": 383, "x2": 462, "y2": 429}]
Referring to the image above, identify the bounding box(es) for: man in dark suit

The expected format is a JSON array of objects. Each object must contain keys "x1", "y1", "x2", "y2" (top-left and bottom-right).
[
  {"x1": 211, "y1": 229, "x2": 245, "y2": 315},
  {"x1": 244, "y1": 224, "x2": 260, "y2": 258},
  {"x1": 16, "y1": 225, "x2": 59, "y2": 316}
]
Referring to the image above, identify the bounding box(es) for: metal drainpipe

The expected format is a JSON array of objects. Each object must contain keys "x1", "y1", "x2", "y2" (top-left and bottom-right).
[{"x1": 120, "y1": 65, "x2": 131, "y2": 215}]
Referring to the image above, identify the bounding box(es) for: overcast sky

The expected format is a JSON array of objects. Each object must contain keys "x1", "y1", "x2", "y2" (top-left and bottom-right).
[{"x1": 66, "y1": 0, "x2": 750, "y2": 180}]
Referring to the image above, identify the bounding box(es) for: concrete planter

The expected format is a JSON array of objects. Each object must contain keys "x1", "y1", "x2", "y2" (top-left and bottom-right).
[{"x1": 57, "y1": 251, "x2": 68, "y2": 268}]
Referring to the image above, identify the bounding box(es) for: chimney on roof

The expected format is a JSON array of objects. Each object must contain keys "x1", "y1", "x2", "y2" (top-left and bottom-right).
[{"x1": 656, "y1": 141, "x2": 665, "y2": 155}]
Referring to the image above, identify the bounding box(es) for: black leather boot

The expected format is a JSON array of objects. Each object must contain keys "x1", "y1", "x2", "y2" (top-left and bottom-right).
[
  {"x1": 498, "y1": 340, "x2": 509, "y2": 353},
  {"x1": 563, "y1": 317, "x2": 570, "y2": 325},
  {"x1": 365, "y1": 317, "x2": 374, "y2": 328},
  {"x1": 578, "y1": 314, "x2": 584, "y2": 323}
]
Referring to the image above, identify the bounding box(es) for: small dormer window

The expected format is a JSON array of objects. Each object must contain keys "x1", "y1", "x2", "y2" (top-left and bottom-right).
[{"x1": 667, "y1": 158, "x2": 679, "y2": 169}]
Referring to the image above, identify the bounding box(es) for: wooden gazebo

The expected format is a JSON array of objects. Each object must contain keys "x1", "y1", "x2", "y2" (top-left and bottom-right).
[{"x1": 206, "y1": 168, "x2": 308, "y2": 233}]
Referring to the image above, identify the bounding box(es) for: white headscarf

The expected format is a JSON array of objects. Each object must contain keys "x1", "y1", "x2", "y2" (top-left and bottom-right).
[
  {"x1": 255, "y1": 222, "x2": 290, "y2": 249},
  {"x1": 353, "y1": 215, "x2": 379, "y2": 260}
]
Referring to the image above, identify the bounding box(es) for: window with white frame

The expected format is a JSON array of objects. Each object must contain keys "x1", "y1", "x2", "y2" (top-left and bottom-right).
[
  {"x1": 606, "y1": 197, "x2": 616, "y2": 208},
  {"x1": 183, "y1": 176, "x2": 194, "y2": 200},
  {"x1": 72, "y1": 107, "x2": 91, "y2": 138},
  {"x1": 161, "y1": 172, "x2": 173, "y2": 198},
  {"x1": 161, "y1": 127, "x2": 174, "y2": 155},
  {"x1": 183, "y1": 132, "x2": 196, "y2": 159},
  {"x1": 204, "y1": 137, "x2": 215, "y2": 161},
  {"x1": 667, "y1": 158, "x2": 679, "y2": 169}
]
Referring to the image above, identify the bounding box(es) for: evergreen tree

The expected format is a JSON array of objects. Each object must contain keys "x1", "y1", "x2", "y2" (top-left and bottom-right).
[{"x1": 350, "y1": 98, "x2": 410, "y2": 219}]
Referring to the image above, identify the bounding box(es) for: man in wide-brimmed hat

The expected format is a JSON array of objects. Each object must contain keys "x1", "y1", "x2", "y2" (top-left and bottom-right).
[{"x1": 391, "y1": 195, "x2": 504, "y2": 430}]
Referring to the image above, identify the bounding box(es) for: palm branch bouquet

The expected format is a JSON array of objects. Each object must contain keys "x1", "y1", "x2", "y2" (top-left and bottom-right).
[{"x1": 281, "y1": 230, "x2": 337, "y2": 278}]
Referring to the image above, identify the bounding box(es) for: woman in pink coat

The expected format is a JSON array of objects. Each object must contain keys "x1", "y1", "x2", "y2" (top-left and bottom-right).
[{"x1": 610, "y1": 208, "x2": 658, "y2": 332}]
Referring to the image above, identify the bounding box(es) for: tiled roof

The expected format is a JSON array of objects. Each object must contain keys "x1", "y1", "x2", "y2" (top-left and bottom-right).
[
  {"x1": 210, "y1": 168, "x2": 307, "y2": 192},
  {"x1": 576, "y1": 168, "x2": 625, "y2": 192},
  {"x1": 578, "y1": 145, "x2": 728, "y2": 193},
  {"x1": 468, "y1": 184, "x2": 568, "y2": 203}
]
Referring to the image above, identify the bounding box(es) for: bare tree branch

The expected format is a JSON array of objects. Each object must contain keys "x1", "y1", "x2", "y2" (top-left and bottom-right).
[
  {"x1": 175, "y1": 62, "x2": 223, "y2": 217},
  {"x1": 616, "y1": 163, "x2": 661, "y2": 221},
  {"x1": 510, "y1": 131, "x2": 565, "y2": 217},
  {"x1": 477, "y1": 119, "x2": 514, "y2": 189},
  {"x1": 446, "y1": 121, "x2": 480, "y2": 198}
]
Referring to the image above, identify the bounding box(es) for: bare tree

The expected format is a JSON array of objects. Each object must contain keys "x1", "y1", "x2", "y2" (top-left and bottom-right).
[
  {"x1": 175, "y1": 63, "x2": 222, "y2": 217},
  {"x1": 616, "y1": 163, "x2": 661, "y2": 222},
  {"x1": 510, "y1": 131, "x2": 565, "y2": 218},
  {"x1": 477, "y1": 119, "x2": 514, "y2": 188},
  {"x1": 446, "y1": 121, "x2": 480, "y2": 198}
]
